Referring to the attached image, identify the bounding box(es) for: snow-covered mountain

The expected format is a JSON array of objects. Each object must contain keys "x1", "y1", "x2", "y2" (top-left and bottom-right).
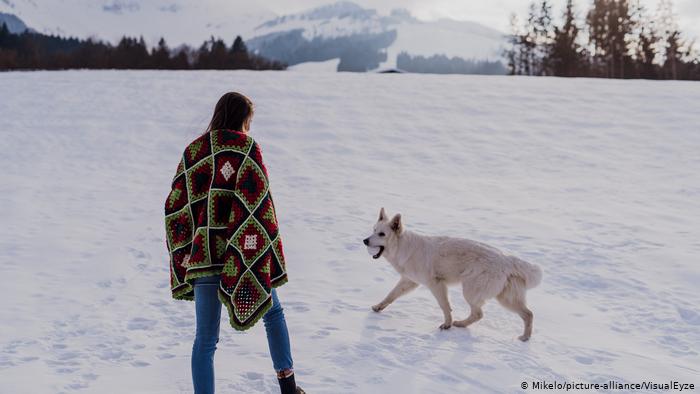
[
  {"x1": 0, "y1": 11, "x2": 29, "y2": 33},
  {"x1": 248, "y1": 2, "x2": 506, "y2": 70}
]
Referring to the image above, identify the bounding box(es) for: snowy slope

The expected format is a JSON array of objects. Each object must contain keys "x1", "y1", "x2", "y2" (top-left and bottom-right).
[
  {"x1": 250, "y1": 2, "x2": 505, "y2": 68},
  {"x1": 0, "y1": 11, "x2": 29, "y2": 33},
  {"x1": 0, "y1": 0, "x2": 274, "y2": 46},
  {"x1": 254, "y1": 1, "x2": 385, "y2": 40},
  {"x1": 1, "y1": 71, "x2": 699, "y2": 393},
  {"x1": 381, "y1": 17, "x2": 506, "y2": 68}
]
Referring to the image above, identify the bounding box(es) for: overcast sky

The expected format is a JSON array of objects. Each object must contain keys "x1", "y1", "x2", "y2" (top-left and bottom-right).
[{"x1": 266, "y1": 0, "x2": 700, "y2": 40}]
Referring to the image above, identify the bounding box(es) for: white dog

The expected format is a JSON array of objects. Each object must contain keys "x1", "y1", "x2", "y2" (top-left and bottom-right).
[{"x1": 363, "y1": 208, "x2": 543, "y2": 341}]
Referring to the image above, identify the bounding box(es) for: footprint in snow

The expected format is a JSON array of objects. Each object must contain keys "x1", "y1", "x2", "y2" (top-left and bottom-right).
[
  {"x1": 127, "y1": 247, "x2": 148, "y2": 259},
  {"x1": 677, "y1": 307, "x2": 700, "y2": 326},
  {"x1": 127, "y1": 317, "x2": 158, "y2": 330},
  {"x1": 311, "y1": 329, "x2": 330, "y2": 339}
]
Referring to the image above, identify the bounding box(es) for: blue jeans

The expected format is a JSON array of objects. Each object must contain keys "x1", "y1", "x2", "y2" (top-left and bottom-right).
[{"x1": 191, "y1": 275, "x2": 293, "y2": 394}]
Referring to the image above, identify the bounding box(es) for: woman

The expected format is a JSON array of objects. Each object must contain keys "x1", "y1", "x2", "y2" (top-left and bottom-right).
[{"x1": 164, "y1": 92, "x2": 304, "y2": 394}]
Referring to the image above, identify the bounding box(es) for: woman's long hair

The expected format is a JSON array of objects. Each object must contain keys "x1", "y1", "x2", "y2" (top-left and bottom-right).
[{"x1": 206, "y1": 92, "x2": 254, "y2": 133}]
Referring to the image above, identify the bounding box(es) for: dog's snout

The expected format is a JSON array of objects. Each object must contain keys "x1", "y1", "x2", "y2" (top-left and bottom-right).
[{"x1": 363, "y1": 238, "x2": 369, "y2": 246}]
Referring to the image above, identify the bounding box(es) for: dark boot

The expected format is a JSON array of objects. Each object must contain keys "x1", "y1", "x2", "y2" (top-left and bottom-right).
[{"x1": 277, "y1": 371, "x2": 305, "y2": 394}]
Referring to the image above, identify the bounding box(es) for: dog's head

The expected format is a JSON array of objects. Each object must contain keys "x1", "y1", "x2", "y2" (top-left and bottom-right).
[{"x1": 363, "y1": 207, "x2": 404, "y2": 260}]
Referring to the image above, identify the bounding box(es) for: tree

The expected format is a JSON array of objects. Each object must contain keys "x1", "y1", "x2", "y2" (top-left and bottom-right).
[
  {"x1": 171, "y1": 48, "x2": 191, "y2": 69},
  {"x1": 231, "y1": 36, "x2": 247, "y2": 53},
  {"x1": 663, "y1": 30, "x2": 683, "y2": 79},
  {"x1": 505, "y1": 13, "x2": 520, "y2": 75},
  {"x1": 0, "y1": 22, "x2": 10, "y2": 45},
  {"x1": 151, "y1": 37, "x2": 171, "y2": 69},
  {"x1": 112, "y1": 36, "x2": 150, "y2": 68},
  {"x1": 550, "y1": 0, "x2": 584, "y2": 76},
  {"x1": 587, "y1": 0, "x2": 636, "y2": 78},
  {"x1": 630, "y1": 0, "x2": 659, "y2": 79},
  {"x1": 533, "y1": 0, "x2": 555, "y2": 75},
  {"x1": 195, "y1": 37, "x2": 229, "y2": 69},
  {"x1": 0, "y1": 23, "x2": 18, "y2": 69},
  {"x1": 521, "y1": 3, "x2": 538, "y2": 75},
  {"x1": 229, "y1": 35, "x2": 250, "y2": 68},
  {"x1": 636, "y1": 26, "x2": 659, "y2": 78},
  {"x1": 656, "y1": 0, "x2": 683, "y2": 79}
]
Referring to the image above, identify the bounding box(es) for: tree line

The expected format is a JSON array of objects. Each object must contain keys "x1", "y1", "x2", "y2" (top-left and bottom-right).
[
  {"x1": 397, "y1": 52, "x2": 506, "y2": 75},
  {"x1": 505, "y1": 0, "x2": 700, "y2": 80},
  {"x1": 0, "y1": 23, "x2": 286, "y2": 71}
]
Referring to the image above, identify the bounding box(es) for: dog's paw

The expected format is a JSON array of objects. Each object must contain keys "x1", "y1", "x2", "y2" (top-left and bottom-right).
[
  {"x1": 518, "y1": 334, "x2": 531, "y2": 342},
  {"x1": 452, "y1": 319, "x2": 469, "y2": 328},
  {"x1": 439, "y1": 323, "x2": 452, "y2": 330},
  {"x1": 371, "y1": 304, "x2": 385, "y2": 313}
]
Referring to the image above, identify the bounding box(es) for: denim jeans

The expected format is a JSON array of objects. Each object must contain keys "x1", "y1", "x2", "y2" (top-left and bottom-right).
[{"x1": 191, "y1": 275, "x2": 294, "y2": 394}]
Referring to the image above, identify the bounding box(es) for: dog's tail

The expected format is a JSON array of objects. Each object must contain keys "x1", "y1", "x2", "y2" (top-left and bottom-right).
[{"x1": 510, "y1": 257, "x2": 543, "y2": 290}]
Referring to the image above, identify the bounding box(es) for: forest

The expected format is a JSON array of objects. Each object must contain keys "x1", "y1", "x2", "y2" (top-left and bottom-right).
[
  {"x1": 506, "y1": 0, "x2": 700, "y2": 80},
  {"x1": 397, "y1": 52, "x2": 507, "y2": 75},
  {"x1": 0, "y1": 24, "x2": 286, "y2": 71}
]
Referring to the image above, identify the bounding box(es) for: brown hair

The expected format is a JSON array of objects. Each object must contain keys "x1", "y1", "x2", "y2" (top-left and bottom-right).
[{"x1": 206, "y1": 92, "x2": 254, "y2": 133}]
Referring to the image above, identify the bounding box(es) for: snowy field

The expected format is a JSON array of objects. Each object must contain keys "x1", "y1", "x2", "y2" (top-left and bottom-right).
[{"x1": 1, "y1": 70, "x2": 699, "y2": 393}]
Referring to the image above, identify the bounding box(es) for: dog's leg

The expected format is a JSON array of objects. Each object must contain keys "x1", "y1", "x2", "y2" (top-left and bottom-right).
[
  {"x1": 427, "y1": 282, "x2": 452, "y2": 329},
  {"x1": 496, "y1": 276, "x2": 534, "y2": 341},
  {"x1": 372, "y1": 277, "x2": 418, "y2": 312},
  {"x1": 515, "y1": 304, "x2": 534, "y2": 342},
  {"x1": 453, "y1": 301, "x2": 484, "y2": 328}
]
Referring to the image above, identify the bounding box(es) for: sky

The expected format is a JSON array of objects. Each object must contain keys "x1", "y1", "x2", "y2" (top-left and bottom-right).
[{"x1": 265, "y1": 0, "x2": 700, "y2": 40}]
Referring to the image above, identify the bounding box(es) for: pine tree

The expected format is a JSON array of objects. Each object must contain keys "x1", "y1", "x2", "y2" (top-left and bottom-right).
[
  {"x1": 505, "y1": 13, "x2": 521, "y2": 75},
  {"x1": 550, "y1": 0, "x2": 584, "y2": 77},
  {"x1": 171, "y1": 49, "x2": 190, "y2": 69},
  {"x1": 229, "y1": 35, "x2": 250, "y2": 69},
  {"x1": 587, "y1": 0, "x2": 635, "y2": 78},
  {"x1": 636, "y1": 26, "x2": 659, "y2": 78},
  {"x1": 656, "y1": 0, "x2": 683, "y2": 79},
  {"x1": 136, "y1": 36, "x2": 150, "y2": 68},
  {"x1": 151, "y1": 37, "x2": 171, "y2": 69},
  {"x1": 231, "y1": 36, "x2": 247, "y2": 53},
  {"x1": 630, "y1": 0, "x2": 659, "y2": 79},
  {"x1": 209, "y1": 38, "x2": 228, "y2": 69},
  {"x1": 533, "y1": 0, "x2": 555, "y2": 75},
  {"x1": 520, "y1": 3, "x2": 538, "y2": 76},
  {"x1": 0, "y1": 22, "x2": 19, "y2": 69},
  {"x1": 0, "y1": 22, "x2": 9, "y2": 44},
  {"x1": 664, "y1": 31, "x2": 682, "y2": 79}
]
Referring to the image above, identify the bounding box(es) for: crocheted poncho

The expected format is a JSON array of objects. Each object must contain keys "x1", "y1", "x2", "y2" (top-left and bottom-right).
[{"x1": 165, "y1": 129, "x2": 288, "y2": 331}]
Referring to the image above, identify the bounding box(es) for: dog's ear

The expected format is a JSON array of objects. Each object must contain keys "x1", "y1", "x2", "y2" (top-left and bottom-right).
[
  {"x1": 379, "y1": 207, "x2": 387, "y2": 222},
  {"x1": 390, "y1": 213, "x2": 403, "y2": 234}
]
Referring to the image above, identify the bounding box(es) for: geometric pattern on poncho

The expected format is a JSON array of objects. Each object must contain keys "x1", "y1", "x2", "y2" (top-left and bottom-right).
[{"x1": 165, "y1": 129, "x2": 287, "y2": 331}]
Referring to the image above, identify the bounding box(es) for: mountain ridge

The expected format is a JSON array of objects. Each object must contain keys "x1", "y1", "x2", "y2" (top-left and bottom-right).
[
  {"x1": 248, "y1": 2, "x2": 505, "y2": 71},
  {"x1": 1, "y1": 1, "x2": 506, "y2": 72}
]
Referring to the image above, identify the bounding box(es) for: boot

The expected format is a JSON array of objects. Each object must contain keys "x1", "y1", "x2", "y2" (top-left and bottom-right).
[{"x1": 277, "y1": 370, "x2": 305, "y2": 394}]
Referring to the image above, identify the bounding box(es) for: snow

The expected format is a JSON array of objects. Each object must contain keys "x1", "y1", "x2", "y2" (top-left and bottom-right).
[
  {"x1": 287, "y1": 58, "x2": 341, "y2": 73},
  {"x1": 251, "y1": 4, "x2": 506, "y2": 69},
  {"x1": 379, "y1": 18, "x2": 506, "y2": 69},
  {"x1": 254, "y1": 12, "x2": 385, "y2": 41},
  {"x1": 1, "y1": 70, "x2": 699, "y2": 393}
]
